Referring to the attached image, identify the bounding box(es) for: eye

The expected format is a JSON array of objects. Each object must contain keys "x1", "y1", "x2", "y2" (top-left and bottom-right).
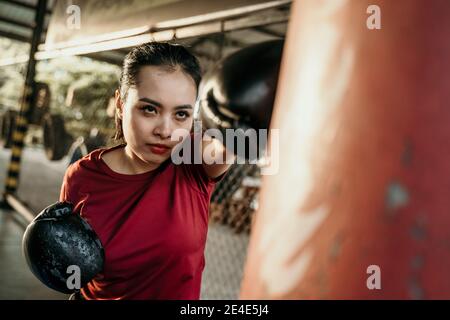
[
  {"x1": 140, "y1": 105, "x2": 157, "y2": 115},
  {"x1": 175, "y1": 111, "x2": 190, "y2": 120}
]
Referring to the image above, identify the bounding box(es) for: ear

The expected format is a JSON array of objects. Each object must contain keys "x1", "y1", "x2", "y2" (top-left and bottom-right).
[{"x1": 115, "y1": 89, "x2": 123, "y2": 120}]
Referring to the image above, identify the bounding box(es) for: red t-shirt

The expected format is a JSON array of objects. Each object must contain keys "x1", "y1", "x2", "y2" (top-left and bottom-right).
[{"x1": 59, "y1": 143, "x2": 220, "y2": 300}]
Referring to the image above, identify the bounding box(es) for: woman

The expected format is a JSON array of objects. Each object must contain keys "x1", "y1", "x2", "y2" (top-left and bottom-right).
[{"x1": 60, "y1": 42, "x2": 233, "y2": 300}]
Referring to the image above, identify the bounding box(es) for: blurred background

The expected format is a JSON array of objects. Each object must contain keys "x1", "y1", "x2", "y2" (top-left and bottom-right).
[{"x1": 0, "y1": 0, "x2": 291, "y2": 299}]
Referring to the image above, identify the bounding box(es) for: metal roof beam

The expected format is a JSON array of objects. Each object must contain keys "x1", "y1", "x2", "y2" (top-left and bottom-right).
[
  {"x1": 0, "y1": 29, "x2": 30, "y2": 43},
  {"x1": 0, "y1": 15, "x2": 34, "y2": 29},
  {"x1": 81, "y1": 53, "x2": 123, "y2": 66},
  {"x1": 252, "y1": 26, "x2": 284, "y2": 38},
  {"x1": 0, "y1": 2, "x2": 290, "y2": 66},
  {"x1": 1, "y1": 0, "x2": 52, "y2": 14}
]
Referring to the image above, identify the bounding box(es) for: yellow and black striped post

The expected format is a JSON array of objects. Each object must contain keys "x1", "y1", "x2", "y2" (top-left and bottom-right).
[
  {"x1": 2, "y1": 0, "x2": 48, "y2": 200},
  {"x1": 4, "y1": 88, "x2": 33, "y2": 194}
]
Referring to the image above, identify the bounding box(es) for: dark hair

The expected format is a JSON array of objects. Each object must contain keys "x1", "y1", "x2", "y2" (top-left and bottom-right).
[{"x1": 113, "y1": 41, "x2": 202, "y2": 141}]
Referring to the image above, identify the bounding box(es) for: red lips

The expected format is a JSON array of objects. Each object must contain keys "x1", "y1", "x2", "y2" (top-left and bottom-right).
[{"x1": 147, "y1": 143, "x2": 170, "y2": 155}]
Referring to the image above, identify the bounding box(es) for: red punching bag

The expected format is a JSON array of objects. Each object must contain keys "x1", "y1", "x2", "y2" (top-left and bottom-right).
[{"x1": 240, "y1": 0, "x2": 450, "y2": 299}]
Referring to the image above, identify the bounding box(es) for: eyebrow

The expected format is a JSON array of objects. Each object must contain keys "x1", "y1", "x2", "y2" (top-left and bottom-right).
[{"x1": 139, "y1": 97, "x2": 193, "y2": 110}]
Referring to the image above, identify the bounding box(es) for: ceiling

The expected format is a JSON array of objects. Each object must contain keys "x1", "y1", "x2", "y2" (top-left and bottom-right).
[
  {"x1": 0, "y1": 0, "x2": 290, "y2": 68},
  {"x1": 0, "y1": 0, "x2": 54, "y2": 43}
]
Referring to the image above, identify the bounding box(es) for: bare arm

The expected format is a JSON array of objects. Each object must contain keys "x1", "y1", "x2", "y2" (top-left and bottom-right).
[{"x1": 201, "y1": 133, "x2": 235, "y2": 179}]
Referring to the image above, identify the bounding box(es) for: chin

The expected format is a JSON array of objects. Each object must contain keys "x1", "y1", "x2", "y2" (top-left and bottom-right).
[{"x1": 142, "y1": 150, "x2": 170, "y2": 165}]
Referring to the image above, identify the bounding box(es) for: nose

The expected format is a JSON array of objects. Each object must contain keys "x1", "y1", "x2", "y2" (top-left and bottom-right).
[{"x1": 153, "y1": 116, "x2": 172, "y2": 140}]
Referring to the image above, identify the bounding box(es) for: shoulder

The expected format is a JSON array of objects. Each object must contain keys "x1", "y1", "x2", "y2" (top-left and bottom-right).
[
  {"x1": 63, "y1": 147, "x2": 105, "y2": 183},
  {"x1": 60, "y1": 145, "x2": 123, "y2": 204},
  {"x1": 176, "y1": 162, "x2": 224, "y2": 195}
]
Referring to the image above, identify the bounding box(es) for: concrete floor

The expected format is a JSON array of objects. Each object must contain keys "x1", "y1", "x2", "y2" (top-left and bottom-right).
[
  {"x1": 0, "y1": 208, "x2": 68, "y2": 300},
  {"x1": 0, "y1": 145, "x2": 68, "y2": 299},
  {"x1": 0, "y1": 145, "x2": 249, "y2": 300}
]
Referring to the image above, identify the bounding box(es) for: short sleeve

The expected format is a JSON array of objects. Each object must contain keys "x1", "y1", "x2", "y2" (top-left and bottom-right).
[
  {"x1": 181, "y1": 163, "x2": 227, "y2": 195},
  {"x1": 177, "y1": 132, "x2": 228, "y2": 195}
]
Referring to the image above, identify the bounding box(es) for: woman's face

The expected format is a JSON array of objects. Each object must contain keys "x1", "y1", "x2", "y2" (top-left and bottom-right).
[{"x1": 117, "y1": 65, "x2": 197, "y2": 166}]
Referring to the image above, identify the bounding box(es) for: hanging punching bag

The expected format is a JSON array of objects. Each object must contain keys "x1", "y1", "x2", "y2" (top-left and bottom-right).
[{"x1": 240, "y1": 0, "x2": 450, "y2": 299}]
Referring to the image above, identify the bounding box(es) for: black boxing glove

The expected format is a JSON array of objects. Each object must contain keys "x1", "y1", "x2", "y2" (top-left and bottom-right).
[
  {"x1": 22, "y1": 201, "x2": 104, "y2": 294},
  {"x1": 197, "y1": 40, "x2": 284, "y2": 161}
]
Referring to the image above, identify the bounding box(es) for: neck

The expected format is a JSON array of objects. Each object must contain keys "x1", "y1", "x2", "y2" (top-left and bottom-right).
[{"x1": 121, "y1": 144, "x2": 159, "y2": 174}]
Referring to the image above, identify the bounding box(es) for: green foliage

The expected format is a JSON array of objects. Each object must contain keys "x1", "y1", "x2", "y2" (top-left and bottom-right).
[
  {"x1": 0, "y1": 37, "x2": 121, "y2": 139},
  {"x1": 0, "y1": 38, "x2": 29, "y2": 111},
  {"x1": 36, "y1": 56, "x2": 120, "y2": 112}
]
